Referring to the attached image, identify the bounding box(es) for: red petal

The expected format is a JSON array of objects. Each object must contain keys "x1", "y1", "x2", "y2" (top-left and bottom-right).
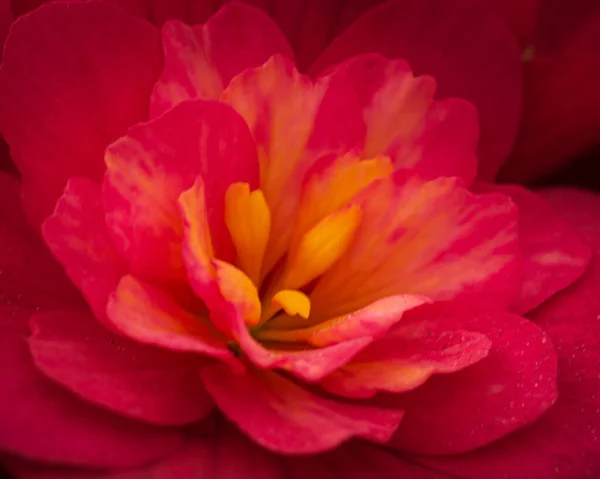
[
  {"x1": 491, "y1": 0, "x2": 540, "y2": 46},
  {"x1": 324, "y1": 54, "x2": 478, "y2": 184},
  {"x1": 42, "y1": 178, "x2": 125, "y2": 325},
  {"x1": 202, "y1": 365, "x2": 403, "y2": 454},
  {"x1": 309, "y1": 171, "x2": 520, "y2": 319},
  {"x1": 411, "y1": 188, "x2": 600, "y2": 478},
  {"x1": 0, "y1": 324, "x2": 183, "y2": 468},
  {"x1": 106, "y1": 275, "x2": 230, "y2": 359},
  {"x1": 380, "y1": 303, "x2": 557, "y2": 455},
  {"x1": 29, "y1": 308, "x2": 214, "y2": 426},
  {"x1": 499, "y1": 2, "x2": 600, "y2": 183},
  {"x1": 0, "y1": 0, "x2": 11, "y2": 56},
  {"x1": 310, "y1": 0, "x2": 522, "y2": 181},
  {"x1": 320, "y1": 307, "x2": 491, "y2": 398},
  {"x1": 0, "y1": 173, "x2": 80, "y2": 332},
  {"x1": 475, "y1": 182, "x2": 591, "y2": 314},
  {"x1": 103, "y1": 99, "x2": 259, "y2": 283},
  {"x1": 151, "y1": 3, "x2": 293, "y2": 116},
  {"x1": 0, "y1": 2, "x2": 163, "y2": 227}
]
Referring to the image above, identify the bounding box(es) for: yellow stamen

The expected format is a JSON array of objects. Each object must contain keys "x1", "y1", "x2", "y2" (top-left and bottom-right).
[
  {"x1": 271, "y1": 290, "x2": 311, "y2": 319},
  {"x1": 284, "y1": 205, "x2": 362, "y2": 290},
  {"x1": 224, "y1": 183, "x2": 271, "y2": 284}
]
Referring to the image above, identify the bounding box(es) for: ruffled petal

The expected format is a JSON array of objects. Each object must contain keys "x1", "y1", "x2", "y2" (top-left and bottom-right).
[
  {"x1": 151, "y1": 3, "x2": 293, "y2": 116},
  {"x1": 310, "y1": 0, "x2": 522, "y2": 181},
  {"x1": 0, "y1": 1, "x2": 163, "y2": 227},
  {"x1": 411, "y1": 188, "x2": 600, "y2": 478},
  {"x1": 29, "y1": 308, "x2": 214, "y2": 426},
  {"x1": 475, "y1": 182, "x2": 591, "y2": 314},
  {"x1": 42, "y1": 178, "x2": 125, "y2": 324},
  {"x1": 324, "y1": 54, "x2": 478, "y2": 184},
  {"x1": 103, "y1": 99, "x2": 259, "y2": 283},
  {"x1": 202, "y1": 365, "x2": 403, "y2": 454},
  {"x1": 381, "y1": 303, "x2": 557, "y2": 455}
]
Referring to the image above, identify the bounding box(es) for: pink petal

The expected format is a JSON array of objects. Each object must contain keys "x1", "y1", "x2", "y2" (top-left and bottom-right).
[
  {"x1": 0, "y1": 173, "x2": 80, "y2": 332},
  {"x1": 324, "y1": 54, "x2": 478, "y2": 184},
  {"x1": 42, "y1": 178, "x2": 125, "y2": 324},
  {"x1": 309, "y1": 171, "x2": 520, "y2": 320},
  {"x1": 103, "y1": 99, "x2": 259, "y2": 282},
  {"x1": 310, "y1": 0, "x2": 522, "y2": 181},
  {"x1": 411, "y1": 188, "x2": 600, "y2": 478},
  {"x1": 475, "y1": 182, "x2": 591, "y2": 314},
  {"x1": 151, "y1": 3, "x2": 293, "y2": 116},
  {"x1": 321, "y1": 305, "x2": 492, "y2": 398},
  {"x1": 0, "y1": 1, "x2": 163, "y2": 227},
  {"x1": 379, "y1": 302, "x2": 557, "y2": 455},
  {"x1": 106, "y1": 274, "x2": 230, "y2": 359},
  {"x1": 498, "y1": 2, "x2": 600, "y2": 183},
  {"x1": 0, "y1": 326, "x2": 183, "y2": 468},
  {"x1": 219, "y1": 54, "x2": 365, "y2": 273},
  {"x1": 202, "y1": 365, "x2": 403, "y2": 454},
  {"x1": 29, "y1": 308, "x2": 214, "y2": 426}
]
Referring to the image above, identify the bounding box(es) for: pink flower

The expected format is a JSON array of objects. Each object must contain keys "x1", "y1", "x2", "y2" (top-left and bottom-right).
[{"x1": 0, "y1": 1, "x2": 598, "y2": 478}]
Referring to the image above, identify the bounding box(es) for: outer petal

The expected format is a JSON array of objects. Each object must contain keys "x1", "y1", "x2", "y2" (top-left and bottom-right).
[
  {"x1": 310, "y1": 0, "x2": 522, "y2": 180},
  {"x1": 0, "y1": 319, "x2": 183, "y2": 468},
  {"x1": 499, "y1": 2, "x2": 600, "y2": 183},
  {"x1": 29, "y1": 308, "x2": 214, "y2": 426},
  {"x1": 151, "y1": 3, "x2": 294, "y2": 116},
  {"x1": 103, "y1": 99, "x2": 259, "y2": 282},
  {"x1": 202, "y1": 365, "x2": 403, "y2": 454},
  {"x1": 220, "y1": 55, "x2": 365, "y2": 273},
  {"x1": 380, "y1": 303, "x2": 557, "y2": 455},
  {"x1": 413, "y1": 188, "x2": 600, "y2": 478},
  {"x1": 325, "y1": 54, "x2": 478, "y2": 184},
  {"x1": 42, "y1": 178, "x2": 125, "y2": 324},
  {"x1": 309, "y1": 171, "x2": 520, "y2": 320},
  {"x1": 475, "y1": 182, "x2": 591, "y2": 314},
  {"x1": 0, "y1": 1, "x2": 163, "y2": 227},
  {"x1": 320, "y1": 310, "x2": 491, "y2": 399},
  {"x1": 0, "y1": 173, "x2": 80, "y2": 328},
  {"x1": 2, "y1": 423, "x2": 444, "y2": 479}
]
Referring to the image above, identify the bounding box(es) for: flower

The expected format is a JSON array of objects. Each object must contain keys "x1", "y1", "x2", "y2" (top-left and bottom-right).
[{"x1": 0, "y1": 1, "x2": 598, "y2": 478}]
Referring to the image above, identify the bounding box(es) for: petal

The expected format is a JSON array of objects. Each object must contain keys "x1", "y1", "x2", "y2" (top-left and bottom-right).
[
  {"x1": 475, "y1": 182, "x2": 591, "y2": 314},
  {"x1": 498, "y1": 3, "x2": 600, "y2": 183},
  {"x1": 0, "y1": 324, "x2": 183, "y2": 468},
  {"x1": 491, "y1": 0, "x2": 540, "y2": 46},
  {"x1": 310, "y1": 0, "x2": 522, "y2": 180},
  {"x1": 309, "y1": 171, "x2": 520, "y2": 320},
  {"x1": 380, "y1": 302, "x2": 557, "y2": 455},
  {"x1": 106, "y1": 275, "x2": 230, "y2": 359},
  {"x1": 220, "y1": 55, "x2": 365, "y2": 274},
  {"x1": 412, "y1": 188, "x2": 600, "y2": 478},
  {"x1": 103, "y1": 99, "x2": 259, "y2": 282},
  {"x1": 42, "y1": 178, "x2": 125, "y2": 324},
  {"x1": 320, "y1": 307, "x2": 492, "y2": 398},
  {"x1": 0, "y1": 173, "x2": 80, "y2": 331},
  {"x1": 326, "y1": 55, "x2": 478, "y2": 184},
  {"x1": 151, "y1": 3, "x2": 294, "y2": 116},
  {"x1": 0, "y1": 0, "x2": 11, "y2": 56},
  {"x1": 29, "y1": 308, "x2": 213, "y2": 426},
  {"x1": 0, "y1": 1, "x2": 163, "y2": 227},
  {"x1": 201, "y1": 365, "x2": 403, "y2": 454}
]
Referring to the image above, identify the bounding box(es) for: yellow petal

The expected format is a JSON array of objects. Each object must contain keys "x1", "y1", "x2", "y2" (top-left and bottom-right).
[
  {"x1": 224, "y1": 183, "x2": 271, "y2": 284},
  {"x1": 284, "y1": 205, "x2": 362, "y2": 290}
]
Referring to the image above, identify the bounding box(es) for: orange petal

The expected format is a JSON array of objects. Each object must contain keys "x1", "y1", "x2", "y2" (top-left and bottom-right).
[
  {"x1": 213, "y1": 260, "x2": 261, "y2": 327},
  {"x1": 284, "y1": 205, "x2": 362, "y2": 290},
  {"x1": 271, "y1": 290, "x2": 311, "y2": 319},
  {"x1": 308, "y1": 171, "x2": 519, "y2": 321},
  {"x1": 224, "y1": 183, "x2": 271, "y2": 284}
]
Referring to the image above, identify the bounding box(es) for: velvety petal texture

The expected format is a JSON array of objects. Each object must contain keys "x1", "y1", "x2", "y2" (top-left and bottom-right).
[{"x1": 0, "y1": 2, "x2": 163, "y2": 227}]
